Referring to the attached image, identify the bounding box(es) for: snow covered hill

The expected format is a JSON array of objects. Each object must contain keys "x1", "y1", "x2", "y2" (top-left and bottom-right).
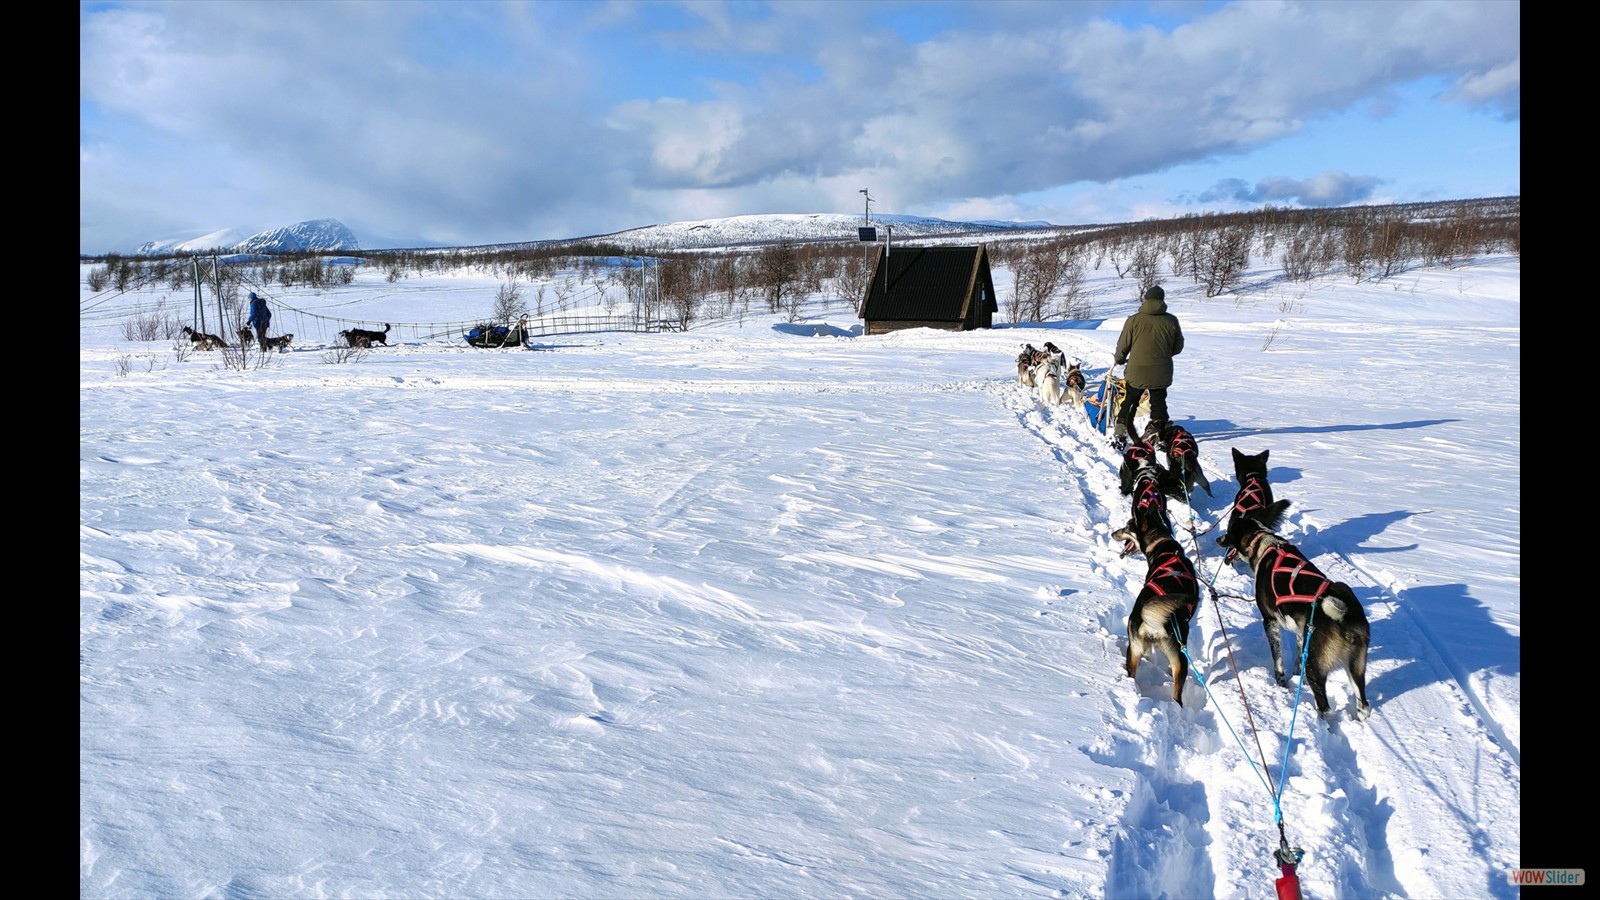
[
  {"x1": 579, "y1": 212, "x2": 1065, "y2": 250},
  {"x1": 135, "y1": 226, "x2": 253, "y2": 256}
]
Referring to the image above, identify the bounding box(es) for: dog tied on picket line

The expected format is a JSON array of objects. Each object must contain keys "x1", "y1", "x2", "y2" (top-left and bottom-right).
[
  {"x1": 1216, "y1": 502, "x2": 1372, "y2": 722},
  {"x1": 340, "y1": 323, "x2": 391, "y2": 348},
  {"x1": 1113, "y1": 514, "x2": 1200, "y2": 706},
  {"x1": 181, "y1": 326, "x2": 228, "y2": 350},
  {"x1": 1119, "y1": 438, "x2": 1165, "y2": 496},
  {"x1": 1118, "y1": 439, "x2": 1177, "y2": 540}
]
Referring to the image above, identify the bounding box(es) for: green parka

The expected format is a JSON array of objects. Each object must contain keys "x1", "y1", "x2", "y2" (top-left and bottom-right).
[{"x1": 1114, "y1": 294, "x2": 1184, "y2": 388}]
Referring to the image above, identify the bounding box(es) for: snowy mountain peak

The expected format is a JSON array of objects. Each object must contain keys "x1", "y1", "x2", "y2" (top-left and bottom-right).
[
  {"x1": 136, "y1": 219, "x2": 361, "y2": 255},
  {"x1": 234, "y1": 219, "x2": 361, "y2": 254},
  {"x1": 135, "y1": 227, "x2": 252, "y2": 256}
]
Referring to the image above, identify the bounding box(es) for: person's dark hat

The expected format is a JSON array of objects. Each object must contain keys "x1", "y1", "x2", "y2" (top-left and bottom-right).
[
  {"x1": 248, "y1": 292, "x2": 259, "y2": 301},
  {"x1": 1143, "y1": 285, "x2": 1165, "y2": 301}
]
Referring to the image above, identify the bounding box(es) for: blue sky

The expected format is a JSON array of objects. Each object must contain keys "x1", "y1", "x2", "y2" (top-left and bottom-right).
[{"x1": 79, "y1": 0, "x2": 1520, "y2": 253}]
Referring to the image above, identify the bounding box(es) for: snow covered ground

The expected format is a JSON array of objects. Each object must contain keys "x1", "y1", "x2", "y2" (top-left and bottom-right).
[{"x1": 81, "y1": 248, "x2": 1520, "y2": 899}]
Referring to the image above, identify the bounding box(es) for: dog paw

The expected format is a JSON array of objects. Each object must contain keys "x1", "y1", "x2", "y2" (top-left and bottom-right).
[{"x1": 1352, "y1": 703, "x2": 1373, "y2": 722}]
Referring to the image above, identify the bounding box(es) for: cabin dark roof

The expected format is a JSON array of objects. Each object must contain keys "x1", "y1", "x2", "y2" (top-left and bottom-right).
[{"x1": 860, "y1": 245, "x2": 996, "y2": 321}]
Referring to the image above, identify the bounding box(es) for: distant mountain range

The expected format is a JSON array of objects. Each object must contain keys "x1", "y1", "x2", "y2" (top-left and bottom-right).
[
  {"x1": 569, "y1": 213, "x2": 1060, "y2": 252},
  {"x1": 135, "y1": 219, "x2": 361, "y2": 255},
  {"x1": 124, "y1": 197, "x2": 1520, "y2": 257},
  {"x1": 133, "y1": 213, "x2": 1063, "y2": 256}
]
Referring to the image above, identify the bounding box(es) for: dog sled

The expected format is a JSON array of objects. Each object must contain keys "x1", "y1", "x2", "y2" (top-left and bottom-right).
[
  {"x1": 1081, "y1": 370, "x2": 1155, "y2": 443},
  {"x1": 465, "y1": 319, "x2": 528, "y2": 349},
  {"x1": 1082, "y1": 372, "x2": 1127, "y2": 436}
]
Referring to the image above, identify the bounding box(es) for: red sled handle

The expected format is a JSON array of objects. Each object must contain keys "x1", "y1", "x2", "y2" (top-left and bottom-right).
[{"x1": 1276, "y1": 865, "x2": 1302, "y2": 900}]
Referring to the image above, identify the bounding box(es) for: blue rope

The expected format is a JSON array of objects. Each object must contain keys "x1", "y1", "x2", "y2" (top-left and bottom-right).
[
  {"x1": 1116, "y1": 405, "x2": 1310, "y2": 845},
  {"x1": 1142, "y1": 438, "x2": 1311, "y2": 879},
  {"x1": 1274, "y1": 603, "x2": 1319, "y2": 815},
  {"x1": 1175, "y1": 599, "x2": 1317, "y2": 830},
  {"x1": 1172, "y1": 465, "x2": 1293, "y2": 807},
  {"x1": 1178, "y1": 510, "x2": 1306, "y2": 830},
  {"x1": 1178, "y1": 640, "x2": 1277, "y2": 798}
]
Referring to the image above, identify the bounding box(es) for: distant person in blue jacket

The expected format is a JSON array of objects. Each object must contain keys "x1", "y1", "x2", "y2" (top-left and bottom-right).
[{"x1": 247, "y1": 292, "x2": 271, "y2": 351}]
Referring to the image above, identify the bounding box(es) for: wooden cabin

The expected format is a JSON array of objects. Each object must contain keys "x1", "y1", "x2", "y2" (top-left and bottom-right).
[{"x1": 858, "y1": 244, "x2": 998, "y2": 335}]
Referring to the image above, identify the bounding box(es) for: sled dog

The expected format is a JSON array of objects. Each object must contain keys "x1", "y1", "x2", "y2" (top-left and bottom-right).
[
  {"x1": 1113, "y1": 514, "x2": 1200, "y2": 706},
  {"x1": 1219, "y1": 448, "x2": 1281, "y2": 548},
  {"x1": 1144, "y1": 421, "x2": 1212, "y2": 498},
  {"x1": 1217, "y1": 504, "x2": 1372, "y2": 721}
]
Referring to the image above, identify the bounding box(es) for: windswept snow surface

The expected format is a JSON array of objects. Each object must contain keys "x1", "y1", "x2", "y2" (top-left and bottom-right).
[{"x1": 81, "y1": 254, "x2": 1520, "y2": 899}]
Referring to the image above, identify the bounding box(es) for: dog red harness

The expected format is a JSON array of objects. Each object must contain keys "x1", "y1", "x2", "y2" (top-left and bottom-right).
[
  {"x1": 1145, "y1": 547, "x2": 1198, "y2": 611},
  {"x1": 1232, "y1": 474, "x2": 1269, "y2": 518},
  {"x1": 1135, "y1": 472, "x2": 1167, "y2": 515},
  {"x1": 1168, "y1": 428, "x2": 1197, "y2": 459},
  {"x1": 1265, "y1": 544, "x2": 1330, "y2": 606},
  {"x1": 1133, "y1": 475, "x2": 1174, "y2": 538}
]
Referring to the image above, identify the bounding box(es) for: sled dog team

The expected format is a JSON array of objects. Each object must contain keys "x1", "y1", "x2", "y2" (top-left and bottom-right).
[
  {"x1": 1016, "y1": 343, "x2": 1086, "y2": 408},
  {"x1": 1020, "y1": 347, "x2": 1372, "y2": 723}
]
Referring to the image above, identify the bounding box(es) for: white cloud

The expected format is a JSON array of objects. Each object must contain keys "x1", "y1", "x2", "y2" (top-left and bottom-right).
[{"x1": 79, "y1": 1, "x2": 1520, "y2": 253}]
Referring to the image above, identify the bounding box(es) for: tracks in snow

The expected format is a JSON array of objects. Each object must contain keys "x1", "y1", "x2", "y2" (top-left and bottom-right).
[
  {"x1": 991, "y1": 376, "x2": 1518, "y2": 899},
  {"x1": 994, "y1": 381, "x2": 1252, "y2": 897}
]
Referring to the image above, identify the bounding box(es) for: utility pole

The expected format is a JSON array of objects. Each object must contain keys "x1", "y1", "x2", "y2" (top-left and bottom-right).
[
  {"x1": 211, "y1": 256, "x2": 225, "y2": 336},
  {"x1": 882, "y1": 223, "x2": 893, "y2": 294},
  {"x1": 860, "y1": 189, "x2": 875, "y2": 307},
  {"x1": 192, "y1": 257, "x2": 205, "y2": 331}
]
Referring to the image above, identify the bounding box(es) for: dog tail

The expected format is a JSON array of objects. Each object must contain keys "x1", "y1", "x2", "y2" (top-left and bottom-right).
[
  {"x1": 1246, "y1": 498, "x2": 1292, "y2": 531},
  {"x1": 1319, "y1": 582, "x2": 1358, "y2": 624},
  {"x1": 1320, "y1": 594, "x2": 1349, "y2": 621},
  {"x1": 1321, "y1": 582, "x2": 1369, "y2": 626}
]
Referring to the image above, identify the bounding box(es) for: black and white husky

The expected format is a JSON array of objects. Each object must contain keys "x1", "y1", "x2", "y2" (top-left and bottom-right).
[
  {"x1": 1216, "y1": 502, "x2": 1372, "y2": 722},
  {"x1": 1144, "y1": 421, "x2": 1212, "y2": 498},
  {"x1": 1063, "y1": 360, "x2": 1086, "y2": 406},
  {"x1": 1112, "y1": 513, "x2": 1200, "y2": 706},
  {"x1": 1016, "y1": 344, "x2": 1042, "y2": 387},
  {"x1": 1219, "y1": 448, "x2": 1279, "y2": 545}
]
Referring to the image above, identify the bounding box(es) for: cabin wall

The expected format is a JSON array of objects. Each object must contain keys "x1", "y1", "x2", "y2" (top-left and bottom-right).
[{"x1": 864, "y1": 319, "x2": 962, "y2": 336}]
